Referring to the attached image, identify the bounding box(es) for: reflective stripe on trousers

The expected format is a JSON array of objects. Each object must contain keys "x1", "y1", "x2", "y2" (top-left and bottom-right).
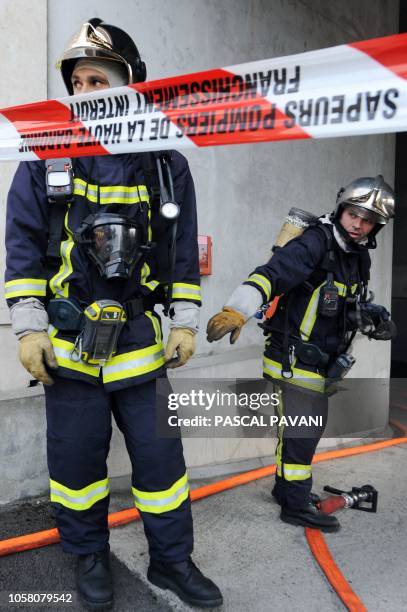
[
  {"x1": 274, "y1": 383, "x2": 312, "y2": 482},
  {"x1": 132, "y1": 472, "x2": 190, "y2": 514},
  {"x1": 50, "y1": 478, "x2": 109, "y2": 511},
  {"x1": 44, "y1": 376, "x2": 193, "y2": 559},
  {"x1": 281, "y1": 464, "x2": 312, "y2": 481}
]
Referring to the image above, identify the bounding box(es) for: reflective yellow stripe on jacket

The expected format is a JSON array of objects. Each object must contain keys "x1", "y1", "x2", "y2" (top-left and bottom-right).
[
  {"x1": 245, "y1": 273, "x2": 272, "y2": 302},
  {"x1": 172, "y1": 283, "x2": 201, "y2": 302},
  {"x1": 145, "y1": 312, "x2": 162, "y2": 345},
  {"x1": 50, "y1": 332, "x2": 101, "y2": 378},
  {"x1": 300, "y1": 280, "x2": 358, "y2": 341},
  {"x1": 140, "y1": 262, "x2": 160, "y2": 292},
  {"x1": 263, "y1": 355, "x2": 325, "y2": 393},
  {"x1": 48, "y1": 327, "x2": 164, "y2": 383},
  {"x1": 132, "y1": 472, "x2": 189, "y2": 514},
  {"x1": 74, "y1": 179, "x2": 149, "y2": 205},
  {"x1": 299, "y1": 282, "x2": 324, "y2": 341},
  {"x1": 102, "y1": 343, "x2": 165, "y2": 384},
  {"x1": 4, "y1": 278, "x2": 47, "y2": 299},
  {"x1": 50, "y1": 478, "x2": 109, "y2": 511},
  {"x1": 49, "y1": 207, "x2": 74, "y2": 298}
]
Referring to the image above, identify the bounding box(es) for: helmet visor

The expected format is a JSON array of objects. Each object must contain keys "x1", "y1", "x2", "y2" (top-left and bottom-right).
[{"x1": 345, "y1": 203, "x2": 383, "y2": 225}]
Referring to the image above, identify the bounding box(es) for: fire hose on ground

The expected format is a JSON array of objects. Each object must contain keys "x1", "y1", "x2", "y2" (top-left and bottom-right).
[{"x1": 0, "y1": 418, "x2": 406, "y2": 612}]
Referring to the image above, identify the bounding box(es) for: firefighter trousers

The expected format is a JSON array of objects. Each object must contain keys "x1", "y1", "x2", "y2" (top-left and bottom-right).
[
  {"x1": 44, "y1": 375, "x2": 193, "y2": 561},
  {"x1": 272, "y1": 382, "x2": 328, "y2": 509}
]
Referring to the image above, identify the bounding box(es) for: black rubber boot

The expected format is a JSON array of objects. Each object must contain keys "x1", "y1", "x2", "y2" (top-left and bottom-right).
[
  {"x1": 147, "y1": 557, "x2": 223, "y2": 608},
  {"x1": 272, "y1": 486, "x2": 321, "y2": 507},
  {"x1": 280, "y1": 502, "x2": 340, "y2": 532},
  {"x1": 76, "y1": 547, "x2": 113, "y2": 610}
]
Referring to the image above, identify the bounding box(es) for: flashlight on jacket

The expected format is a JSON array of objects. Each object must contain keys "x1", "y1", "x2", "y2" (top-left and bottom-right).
[
  {"x1": 156, "y1": 154, "x2": 180, "y2": 221},
  {"x1": 160, "y1": 200, "x2": 180, "y2": 220}
]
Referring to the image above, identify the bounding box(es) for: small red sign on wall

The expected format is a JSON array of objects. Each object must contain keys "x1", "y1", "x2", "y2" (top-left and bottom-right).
[{"x1": 198, "y1": 235, "x2": 212, "y2": 276}]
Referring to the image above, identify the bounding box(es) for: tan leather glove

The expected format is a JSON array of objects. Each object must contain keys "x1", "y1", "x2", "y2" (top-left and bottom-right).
[
  {"x1": 19, "y1": 332, "x2": 58, "y2": 386},
  {"x1": 165, "y1": 328, "x2": 196, "y2": 369},
  {"x1": 206, "y1": 307, "x2": 247, "y2": 344}
]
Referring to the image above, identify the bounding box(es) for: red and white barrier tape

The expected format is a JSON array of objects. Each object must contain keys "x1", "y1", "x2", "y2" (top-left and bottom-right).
[{"x1": 0, "y1": 32, "x2": 406, "y2": 161}]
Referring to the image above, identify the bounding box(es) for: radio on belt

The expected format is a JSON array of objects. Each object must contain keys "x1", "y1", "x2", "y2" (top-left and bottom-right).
[{"x1": 70, "y1": 300, "x2": 127, "y2": 365}]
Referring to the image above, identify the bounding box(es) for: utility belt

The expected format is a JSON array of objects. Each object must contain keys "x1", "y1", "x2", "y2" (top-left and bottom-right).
[
  {"x1": 48, "y1": 297, "x2": 147, "y2": 365},
  {"x1": 283, "y1": 335, "x2": 355, "y2": 381}
]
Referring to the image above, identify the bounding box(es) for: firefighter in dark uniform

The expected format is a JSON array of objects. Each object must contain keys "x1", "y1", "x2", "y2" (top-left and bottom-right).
[
  {"x1": 207, "y1": 177, "x2": 395, "y2": 532},
  {"x1": 5, "y1": 18, "x2": 222, "y2": 610}
]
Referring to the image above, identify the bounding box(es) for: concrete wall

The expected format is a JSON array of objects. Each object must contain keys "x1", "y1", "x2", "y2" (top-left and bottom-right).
[
  {"x1": 0, "y1": 0, "x2": 399, "y2": 503},
  {"x1": 0, "y1": 0, "x2": 48, "y2": 390}
]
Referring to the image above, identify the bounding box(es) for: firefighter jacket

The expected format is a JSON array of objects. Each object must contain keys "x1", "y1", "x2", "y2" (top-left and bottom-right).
[
  {"x1": 243, "y1": 220, "x2": 371, "y2": 392},
  {"x1": 5, "y1": 152, "x2": 201, "y2": 391}
]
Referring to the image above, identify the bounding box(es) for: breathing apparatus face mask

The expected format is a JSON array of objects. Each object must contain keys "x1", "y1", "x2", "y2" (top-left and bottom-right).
[{"x1": 74, "y1": 213, "x2": 146, "y2": 279}]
